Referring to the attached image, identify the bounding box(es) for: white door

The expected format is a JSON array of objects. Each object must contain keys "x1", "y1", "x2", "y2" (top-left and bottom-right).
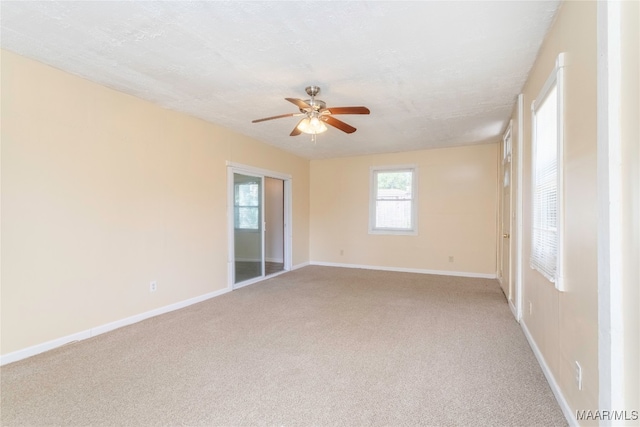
[{"x1": 500, "y1": 126, "x2": 513, "y2": 301}]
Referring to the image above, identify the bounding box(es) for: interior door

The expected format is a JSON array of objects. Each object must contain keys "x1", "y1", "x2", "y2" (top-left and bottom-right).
[
  {"x1": 233, "y1": 173, "x2": 263, "y2": 284},
  {"x1": 500, "y1": 127, "x2": 513, "y2": 299}
]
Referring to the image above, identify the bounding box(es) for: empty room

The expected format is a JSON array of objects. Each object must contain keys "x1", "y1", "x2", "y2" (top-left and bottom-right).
[{"x1": 1, "y1": 1, "x2": 638, "y2": 426}]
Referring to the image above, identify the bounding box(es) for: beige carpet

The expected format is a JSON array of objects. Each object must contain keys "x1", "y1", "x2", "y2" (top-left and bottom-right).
[{"x1": 1, "y1": 266, "x2": 566, "y2": 426}]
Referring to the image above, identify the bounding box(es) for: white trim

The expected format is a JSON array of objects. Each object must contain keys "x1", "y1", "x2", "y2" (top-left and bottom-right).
[
  {"x1": 265, "y1": 257, "x2": 284, "y2": 263},
  {"x1": 368, "y1": 164, "x2": 419, "y2": 236},
  {"x1": 496, "y1": 134, "x2": 503, "y2": 281},
  {"x1": 292, "y1": 261, "x2": 310, "y2": 270},
  {"x1": 0, "y1": 287, "x2": 231, "y2": 366},
  {"x1": 521, "y1": 321, "x2": 576, "y2": 426},
  {"x1": 227, "y1": 166, "x2": 237, "y2": 288},
  {"x1": 283, "y1": 179, "x2": 293, "y2": 272},
  {"x1": 597, "y1": 0, "x2": 624, "y2": 417},
  {"x1": 508, "y1": 299, "x2": 517, "y2": 319},
  {"x1": 310, "y1": 261, "x2": 497, "y2": 279},
  {"x1": 515, "y1": 93, "x2": 525, "y2": 322},
  {"x1": 225, "y1": 161, "x2": 292, "y2": 180},
  {"x1": 232, "y1": 269, "x2": 288, "y2": 290},
  {"x1": 555, "y1": 53, "x2": 566, "y2": 291}
]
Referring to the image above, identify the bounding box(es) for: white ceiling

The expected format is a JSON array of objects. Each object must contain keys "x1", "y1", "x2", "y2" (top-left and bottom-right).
[{"x1": 1, "y1": 1, "x2": 560, "y2": 160}]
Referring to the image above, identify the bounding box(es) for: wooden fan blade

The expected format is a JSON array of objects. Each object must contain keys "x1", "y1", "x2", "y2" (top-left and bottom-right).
[
  {"x1": 323, "y1": 106, "x2": 370, "y2": 115},
  {"x1": 285, "y1": 98, "x2": 312, "y2": 110},
  {"x1": 252, "y1": 113, "x2": 299, "y2": 123},
  {"x1": 322, "y1": 115, "x2": 357, "y2": 134},
  {"x1": 290, "y1": 119, "x2": 304, "y2": 136}
]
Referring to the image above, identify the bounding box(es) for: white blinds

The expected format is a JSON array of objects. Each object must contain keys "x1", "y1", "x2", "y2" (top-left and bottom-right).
[{"x1": 531, "y1": 85, "x2": 559, "y2": 282}]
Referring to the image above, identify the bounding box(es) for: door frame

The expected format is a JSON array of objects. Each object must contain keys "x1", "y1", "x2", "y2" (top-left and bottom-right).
[
  {"x1": 226, "y1": 162, "x2": 292, "y2": 290},
  {"x1": 514, "y1": 94, "x2": 525, "y2": 323}
]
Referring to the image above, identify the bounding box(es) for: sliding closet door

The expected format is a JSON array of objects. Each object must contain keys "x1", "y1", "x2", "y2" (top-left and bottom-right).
[
  {"x1": 264, "y1": 177, "x2": 285, "y2": 276},
  {"x1": 233, "y1": 173, "x2": 263, "y2": 284}
]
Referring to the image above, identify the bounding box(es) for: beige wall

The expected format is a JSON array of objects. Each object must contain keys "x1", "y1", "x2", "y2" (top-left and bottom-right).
[
  {"x1": 309, "y1": 144, "x2": 498, "y2": 275},
  {"x1": 515, "y1": 1, "x2": 599, "y2": 420},
  {"x1": 1, "y1": 50, "x2": 310, "y2": 356},
  {"x1": 621, "y1": 0, "x2": 640, "y2": 417}
]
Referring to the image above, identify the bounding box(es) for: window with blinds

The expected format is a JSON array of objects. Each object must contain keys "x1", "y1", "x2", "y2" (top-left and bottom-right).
[
  {"x1": 369, "y1": 166, "x2": 418, "y2": 235},
  {"x1": 531, "y1": 53, "x2": 565, "y2": 290}
]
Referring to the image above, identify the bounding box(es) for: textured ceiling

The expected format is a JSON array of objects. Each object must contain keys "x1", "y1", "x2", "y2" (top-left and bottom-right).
[{"x1": 0, "y1": 1, "x2": 560, "y2": 160}]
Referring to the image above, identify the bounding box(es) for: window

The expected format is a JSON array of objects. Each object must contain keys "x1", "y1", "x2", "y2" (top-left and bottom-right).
[
  {"x1": 531, "y1": 53, "x2": 565, "y2": 290},
  {"x1": 234, "y1": 181, "x2": 260, "y2": 230},
  {"x1": 503, "y1": 125, "x2": 512, "y2": 187},
  {"x1": 369, "y1": 165, "x2": 418, "y2": 235}
]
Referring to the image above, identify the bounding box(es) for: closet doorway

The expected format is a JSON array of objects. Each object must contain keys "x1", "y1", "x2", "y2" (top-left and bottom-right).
[{"x1": 227, "y1": 163, "x2": 291, "y2": 289}]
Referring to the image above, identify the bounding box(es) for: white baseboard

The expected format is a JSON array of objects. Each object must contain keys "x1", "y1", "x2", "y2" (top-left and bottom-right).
[
  {"x1": 509, "y1": 299, "x2": 518, "y2": 321},
  {"x1": 309, "y1": 261, "x2": 497, "y2": 279},
  {"x1": 0, "y1": 263, "x2": 497, "y2": 366},
  {"x1": 521, "y1": 321, "x2": 577, "y2": 426},
  {"x1": 292, "y1": 261, "x2": 310, "y2": 270},
  {"x1": 0, "y1": 287, "x2": 231, "y2": 366}
]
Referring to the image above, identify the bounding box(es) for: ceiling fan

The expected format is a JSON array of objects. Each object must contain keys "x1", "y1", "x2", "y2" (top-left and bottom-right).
[{"x1": 252, "y1": 86, "x2": 370, "y2": 140}]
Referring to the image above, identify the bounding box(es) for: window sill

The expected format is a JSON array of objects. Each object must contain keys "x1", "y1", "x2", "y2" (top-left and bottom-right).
[{"x1": 369, "y1": 229, "x2": 417, "y2": 236}]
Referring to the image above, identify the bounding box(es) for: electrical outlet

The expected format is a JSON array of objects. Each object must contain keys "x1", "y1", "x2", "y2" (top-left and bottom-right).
[
  {"x1": 150, "y1": 281, "x2": 157, "y2": 292},
  {"x1": 575, "y1": 361, "x2": 583, "y2": 390},
  {"x1": 448, "y1": 256, "x2": 454, "y2": 262}
]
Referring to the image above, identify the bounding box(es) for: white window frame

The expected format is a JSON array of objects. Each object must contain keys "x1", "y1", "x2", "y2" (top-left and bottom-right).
[
  {"x1": 530, "y1": 53, "x2": 565, "y2": 291},
  {"x1": 369, "y1": 165, "x2": 418, "y2": 235}
]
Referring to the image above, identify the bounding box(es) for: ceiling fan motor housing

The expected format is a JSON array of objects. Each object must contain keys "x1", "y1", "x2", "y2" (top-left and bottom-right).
[
  {"x1": 301, "y1": 99, "x2": 326, "y2": 112},
  {"x1": 305, "y1": 85, "x2": 321, "y2": 97},
  {"x1": 302, "y1": 86, "x2": 325, "y2": 112}
]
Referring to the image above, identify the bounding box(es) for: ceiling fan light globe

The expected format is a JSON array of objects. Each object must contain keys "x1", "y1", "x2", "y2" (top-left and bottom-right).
[
  {"x1": 297, "y1": 117, "x2": 327, "y2": 134},
  {"x1": 309, "y1": 116, "x2": 327, "y2": 132}
]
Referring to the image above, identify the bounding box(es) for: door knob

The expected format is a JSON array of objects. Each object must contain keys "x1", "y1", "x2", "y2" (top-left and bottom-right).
[{"x1": 503, "y1": 233, "x2": 510, "y2": 238}]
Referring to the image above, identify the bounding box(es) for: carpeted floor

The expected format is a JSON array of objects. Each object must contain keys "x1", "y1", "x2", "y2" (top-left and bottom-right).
[{"x1": 0, "y1": 266, "x2": 567, "y2": 426}]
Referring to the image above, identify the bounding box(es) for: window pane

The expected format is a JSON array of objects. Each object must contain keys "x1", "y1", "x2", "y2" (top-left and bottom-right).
[
  {"x1": 376, "y1": 171, "x2": 412, "y2": 199},
  {"x1": 531, "y1": 84, "x2": 558, "y2": 282},
  {"x1": 234, "y1": 181, "x2": 260, "y2": 229},
  {"x1": 370, "y1": 167, "x2": 416, "y2": 234},
  {"x1": 236, "y1": 183, "x2": 259, "y2": 206},
  {"x1": 376, "y1": 200, "x2": 412, "y2": 229},
  {"x1": 236, "y1": 207, "x2": 259, "y2": 229}
]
